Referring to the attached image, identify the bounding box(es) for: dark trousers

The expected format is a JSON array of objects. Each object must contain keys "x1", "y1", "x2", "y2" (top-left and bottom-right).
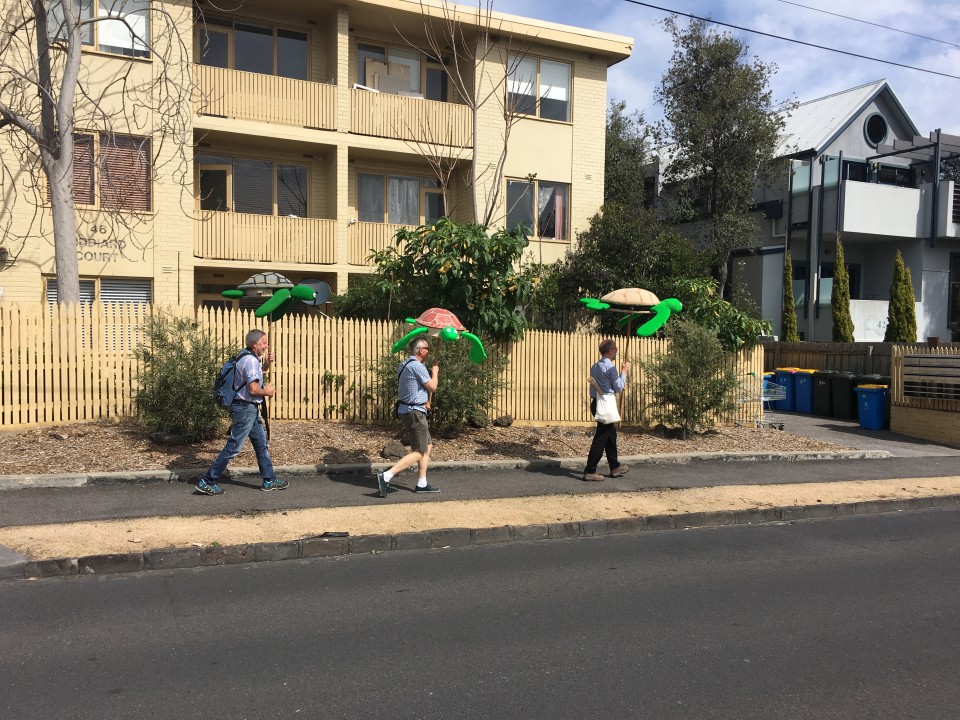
[{"x1": 585, "y1": 397, "x2": 619, "y2": 473}]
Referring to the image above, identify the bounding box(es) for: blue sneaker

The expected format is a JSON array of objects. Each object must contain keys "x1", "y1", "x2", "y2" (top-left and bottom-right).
[
  {"x1": 261, "y1": 478, "x2": 289, "y2": 492},
  {"x1": 197, "y1": 478, "x2": 223, "y2": 496}
]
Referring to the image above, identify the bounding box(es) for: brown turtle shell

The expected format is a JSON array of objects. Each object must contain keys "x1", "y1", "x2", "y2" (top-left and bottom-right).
[
  {"x1": 416, "y1": 307, "x2": 466, "y2": 330},
  {"x1": 600, "y1": 288, "x2": 660, "y2": 308}
]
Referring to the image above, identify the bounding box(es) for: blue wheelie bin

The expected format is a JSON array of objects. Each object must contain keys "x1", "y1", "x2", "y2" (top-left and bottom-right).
[
  {"x1": 855, "y1": 384, "x2": 888, "y2": 431},
  {"x1": 794, "y1": 369, "x2": 816, "y2": 414},
  {"x1": 774, "y1": 368, "x2": 797, "y2": 411}
]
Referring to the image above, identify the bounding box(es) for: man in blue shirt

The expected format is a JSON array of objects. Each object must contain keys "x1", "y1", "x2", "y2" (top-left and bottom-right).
[
  {"x1": 376, "y1": 337, "x2": 440, "y2": 497},
  {"x1": 583, "y1": 339, "x2": 630, "y2": 481},
  {"x1": 197, "y1": 329, "x2": 289, "y2": 495}
]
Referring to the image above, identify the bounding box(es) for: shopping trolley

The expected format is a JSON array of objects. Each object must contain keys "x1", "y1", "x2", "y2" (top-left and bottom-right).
[{"x1": 735, "y1": 372, "x2": 787, "y2": 430}]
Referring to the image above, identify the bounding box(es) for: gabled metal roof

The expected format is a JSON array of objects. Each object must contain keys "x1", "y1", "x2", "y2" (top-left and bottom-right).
[{"x1": 776, "y1": 79, "x2": 920, "y2": 157}]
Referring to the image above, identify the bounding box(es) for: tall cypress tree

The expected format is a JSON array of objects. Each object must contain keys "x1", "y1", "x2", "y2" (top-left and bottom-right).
[
  {"x1": 831, "y1": 238, "x2": 854, "y2": 342},
  {"x1": 781, "y1": 250, "x2": 800, "y2": 341},
  {"x1": 884, "y1": 250, "x2": 918, "y2": 342}
]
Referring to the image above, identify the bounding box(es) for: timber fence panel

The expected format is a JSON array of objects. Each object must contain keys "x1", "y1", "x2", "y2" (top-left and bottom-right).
[{"x1": 2, "y1": 303, "x2": 766, "y2": 429}]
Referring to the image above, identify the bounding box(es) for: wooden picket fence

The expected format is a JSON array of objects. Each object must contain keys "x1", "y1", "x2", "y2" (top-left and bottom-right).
[{"x1": 0, "y1": 302, "x2": 764, "y2": 429}]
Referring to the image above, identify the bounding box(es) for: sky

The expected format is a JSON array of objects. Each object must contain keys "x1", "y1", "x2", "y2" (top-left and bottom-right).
[{"x1": 494, "y1": 0, "x2": 960, "y2": 138}]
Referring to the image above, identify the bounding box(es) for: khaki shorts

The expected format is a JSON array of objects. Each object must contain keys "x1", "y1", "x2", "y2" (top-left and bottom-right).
[{"x1": 400, "y1": 410, "x2": 432, "y2": 453}]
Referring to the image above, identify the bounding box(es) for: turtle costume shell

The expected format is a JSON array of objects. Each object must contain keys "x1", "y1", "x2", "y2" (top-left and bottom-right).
[{"x1": 391, "y1": 308, "x2": 487, "y2": 364}]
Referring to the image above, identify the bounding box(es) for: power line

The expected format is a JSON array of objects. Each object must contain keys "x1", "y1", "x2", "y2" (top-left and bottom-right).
[
  {"x1": 621, "y1": 0, "x2": 960, "y2": 82},
  {"x1": 776, "y1": 0, "x2": 960, "y2": 51}
]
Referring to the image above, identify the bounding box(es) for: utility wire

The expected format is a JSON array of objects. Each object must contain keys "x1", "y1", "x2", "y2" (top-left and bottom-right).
[
  {"x1": 776, "y1": 0, "x2": 960, "y2": 51},
  {"x1": 621, "y1": 0, "x2": 960, "y2": 82}
]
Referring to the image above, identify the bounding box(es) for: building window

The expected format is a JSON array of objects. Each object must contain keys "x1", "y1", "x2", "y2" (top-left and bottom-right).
[
  {"x1": 196, "y1": 154, "x2": 308, "y2": 217},
  {"x1": 50, "y1": 0, "x2": 151, "y2": 58},
  {"x1": 817, "y1": 262, "x2": 861, "y2": 306},
  {"x1": 196, "y1": 15, "x2": 308, "y2": 80},
  {"x1": 45, "y1": 277, "x2": 152, "y2": 304},
  {"x1": 506, "y1": 178, "x2": 569, "y2": 240},
  {"x1": 357, "y1": 172, "x2": 444, "y2": 225},
  {"x1": 356, "y1": 43, "x2": 449, "y2": 100},
  {"x1": 949, "y1": 253, "x2": 960, "y2": 326},
  {"x1": 51, "y1": 133, "x2": 151, "y2": 211},
  {"x1": 864, "y1": 113, "x2": 888, "y2": 148},
  {"x1": 507, "y1": 56, "x2": 571, "y2": 122}
]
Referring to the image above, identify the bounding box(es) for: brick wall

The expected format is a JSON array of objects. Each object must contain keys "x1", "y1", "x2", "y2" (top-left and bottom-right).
[{"x1": 890, "y1": 406, "x2": 960, "y2": 447}]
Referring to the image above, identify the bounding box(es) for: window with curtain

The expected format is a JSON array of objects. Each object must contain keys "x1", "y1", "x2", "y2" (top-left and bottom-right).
[
  {"x1": 358, "y1": 172, "x2": 442, "y2": 224},
  {"x1": 388, "y1": 175, "x2": 419, "y2": 225},
  {"x1": 96, "y1": 0, "x2": 150, "y2": 58},
  {"x1": 507, "y1": 55, "x2": 571, "y2": 121},
  {"x1": 358, "y1": 173, "x2": 385, "y2": 222},
  {"x1": 232, "y1": 159, "x2": 273, "y2": 215},
  {"x1": 507, "y1": 178, "x2": 569, "y2": 239}
]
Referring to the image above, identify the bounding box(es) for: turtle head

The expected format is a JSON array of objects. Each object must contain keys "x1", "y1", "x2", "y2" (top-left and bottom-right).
[{"x1": 439, "y1": 326, "x2": 459, "y2": 342}]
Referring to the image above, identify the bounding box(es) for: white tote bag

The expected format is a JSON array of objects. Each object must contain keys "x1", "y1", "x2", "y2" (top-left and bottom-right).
[{"x1": 593, "y1": 392, "x2": 621, "y2": 424}]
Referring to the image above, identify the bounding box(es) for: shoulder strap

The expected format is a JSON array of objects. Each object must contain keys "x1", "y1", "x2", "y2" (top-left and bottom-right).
[
  {"x1": 233, "y1": 349, "x2": 256, "y2": 391},
  {"x1": 397, "y1": 357, "x2": 416, "y2": 382}
]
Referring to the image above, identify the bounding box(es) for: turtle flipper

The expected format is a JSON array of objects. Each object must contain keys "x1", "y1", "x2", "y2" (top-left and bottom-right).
[
  {"x1": 579, "y1": 298, "x2": 610, "y2": 311},
  {"x1": 391, "y1": 326, "x2": 428, "y2": 353},
  {"x1": 636, "y1": 299, "x2": 681, "y2": 336},
  {"x1": 462, "y1": 332, "x2": 487, "y2": 364},
  {"x1": 255, "y1": 289, "x2": 291, "y2": 318}
]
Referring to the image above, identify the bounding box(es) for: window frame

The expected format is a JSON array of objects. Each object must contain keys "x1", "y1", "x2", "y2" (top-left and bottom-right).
[
  {"x1": 506, "y1": 54, "x2": 573, "y2": 123},
  {"x1": 50, "y1": 131, "x2": 152, "y2": 212},
  {"x1": 194, "y1": 154, "x2": 310, "y2": 217},
  {"x1": 57, "y1": 0, "x2": 152, "y2": 60},
  {"x1": 195, "y1": 14, "x2": 310, "y2": 80},
  {"x1": 505, "y1": 177, "x2": 570, "y2": 241},
  {"x1": 44, "y1": 276, "x2": 152, "y2": 304},
  {"x1": 355, "y1": 40, "x2": 451, "y2": 101},
  {"x1": 356, "y1": 170, "x2": 445, "y2": 225}
]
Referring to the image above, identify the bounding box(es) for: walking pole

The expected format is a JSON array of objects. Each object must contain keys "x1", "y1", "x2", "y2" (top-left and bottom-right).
[{"x1": 261, "y1": 316, "x2": 273, "y2": 441}]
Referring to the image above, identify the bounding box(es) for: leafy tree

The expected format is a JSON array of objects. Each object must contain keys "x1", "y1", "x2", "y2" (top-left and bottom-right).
[
  {"x1": 884, "y1": 250, "x2": 917, "y2": 342},
  {"x1": 605, "y1": 100, "x2": 651, "y2": 211},
  {"x1": 549, "y1": 204, "x2": 705, "y2": 331},
  {"x1": 781, "y1": 250, "x2": 800, "y2": 341},
  {"x1": 669, "y1": 277, "x2": 773, "y2": 352},
  {"x1": 655, "y1": 17, "x2": 791, "y2": 296},
  {"x1": 370, "y1": 218, "x2": 534, "y2": 343},
  {"x1": 332, "y1": 274, "x2": 419, "y2": 322},
  {"x1": 135, "y1": 314, "x2": 231, "y2": 442},
  {"x1": 641, "y1": 317, "x2": 739, "y2": 439},
  {"x1": 831, "y1": 237, "x2": 855, "y2": 342}
]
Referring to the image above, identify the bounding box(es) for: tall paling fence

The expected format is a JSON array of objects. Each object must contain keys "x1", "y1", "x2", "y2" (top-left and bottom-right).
[
  {"x1": 0, "y1": 302, "x2": 764, "y2": 428},
  {"x1": 890, "y1": 345, "x2": 960, "y2": 412}
]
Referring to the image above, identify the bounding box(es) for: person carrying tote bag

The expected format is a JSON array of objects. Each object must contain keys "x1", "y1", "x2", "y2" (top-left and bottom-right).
[{"x1": 582, "y1": 339, "x2": 630, "y2": 482}]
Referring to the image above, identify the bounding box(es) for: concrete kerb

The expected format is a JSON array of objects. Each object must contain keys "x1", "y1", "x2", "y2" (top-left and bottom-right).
[
  {"x1": 4, "y1": 493, "x2": 957, "y2": 582},
  {"x1": 0, "y1": 450, "x2": 893, "y2": 491}
]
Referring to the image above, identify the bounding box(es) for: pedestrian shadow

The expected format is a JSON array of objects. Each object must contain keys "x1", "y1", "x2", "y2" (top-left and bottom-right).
[{"x1": 472, "y1": 440, "x2": 562, "y2": 460}]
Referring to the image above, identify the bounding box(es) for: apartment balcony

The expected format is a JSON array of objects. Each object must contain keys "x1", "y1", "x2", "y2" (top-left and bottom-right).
[
  {"x1": 349, "y1": 221, "x2": 416, "y2": 264},
  {"x1": 195, "y1": 211, "x2": 337, "y2": 264},
  {"x1": 350, "y1": 89, "x2": 472, "y2": 148},
  {"x1": 194, "y1": 65, "x2": 337, "y2": 131}
]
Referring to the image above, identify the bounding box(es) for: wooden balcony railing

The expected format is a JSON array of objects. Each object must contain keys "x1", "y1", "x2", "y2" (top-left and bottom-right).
[
  {"x1": 195, "y1": 211, "x2": 337, "y2": 264},
  {"x1": 350, "y1": 90, "x2": 472, "y2": 147},
  {"x1": 349, "y1": 221, "x2": 416, "y2": 264},
  {"x1": 194, "y1": 65, "x2": 336, "y2": 130}
]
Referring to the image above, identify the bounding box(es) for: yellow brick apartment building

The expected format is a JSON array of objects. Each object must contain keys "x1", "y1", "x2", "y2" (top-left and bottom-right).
[{"x1": 0, "y1": 0, "x2": 632, "y2": 306}]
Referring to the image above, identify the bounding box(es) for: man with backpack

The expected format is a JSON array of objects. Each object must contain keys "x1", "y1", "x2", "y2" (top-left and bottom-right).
[
  {"x1": 375, "y1": 337, "x2": 440, "y2": 497},
  {"x1": 197, "y1": 329, "x2": 288, "y2": 496}
]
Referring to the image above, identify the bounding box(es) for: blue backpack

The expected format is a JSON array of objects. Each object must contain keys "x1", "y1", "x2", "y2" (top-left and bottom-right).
[{"x1": 213, "y1": 349, "x2": 254, "y2": 408}]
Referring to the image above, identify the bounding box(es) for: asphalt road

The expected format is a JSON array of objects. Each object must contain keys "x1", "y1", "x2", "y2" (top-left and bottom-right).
[
  {"x1": 1, "y1": 455, "x2": 959, "y2": 527},
  {"x1": 3, "y1": 508, "x2": 959, "y2": 719}
]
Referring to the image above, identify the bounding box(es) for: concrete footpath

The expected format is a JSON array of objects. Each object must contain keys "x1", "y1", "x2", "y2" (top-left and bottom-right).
[{"x1": 1, "y1": 414, "x2": 958, "y2": 581}]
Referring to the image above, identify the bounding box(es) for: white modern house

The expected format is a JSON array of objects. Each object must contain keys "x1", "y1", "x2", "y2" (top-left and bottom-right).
[{"x1": 660, "y1": 79, "x2": 960, "y2": 342}]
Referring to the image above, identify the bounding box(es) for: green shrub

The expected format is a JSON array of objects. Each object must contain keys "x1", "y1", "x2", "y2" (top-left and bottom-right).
[
  {"x1": 781, "y1": 250, "x2": 800, "y2": 341},
  {"x1": 374, "y1": 339, "x2": 509, "y2": 436},
  {"x1": 641, "y1": 318, "x2": 739, "y2": 439},
  {"x1": 831, "y1": 237, "x2": 855, "y2": 342},
  {"x1": 884, "y1": 250, "x2": 917, "y2": 342},
  {"x1": 669, "y1": 277, "x2": 773, "y2": 351},
  {"x1": 135, "y1": 313, "x2": 232, "y2": 442}
]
